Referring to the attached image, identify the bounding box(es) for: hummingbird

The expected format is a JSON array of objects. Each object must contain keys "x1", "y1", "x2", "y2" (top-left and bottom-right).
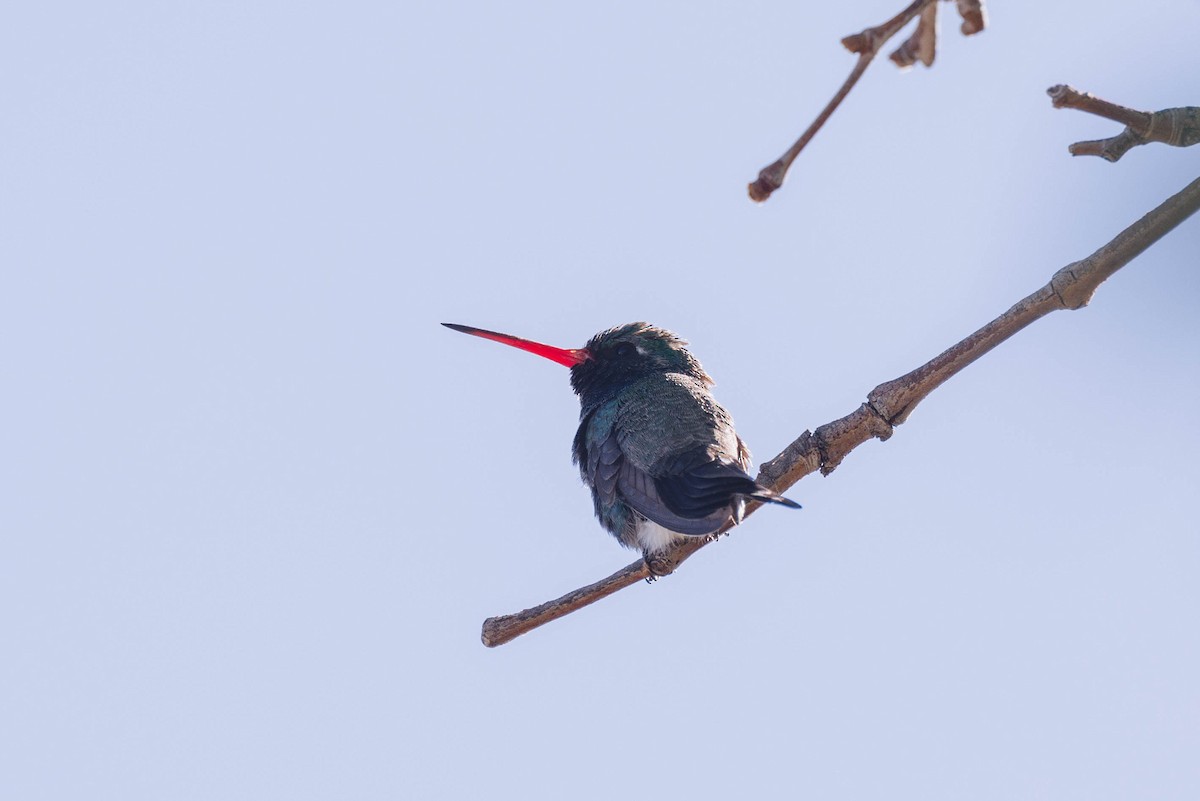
[{"x1": 444, "y1": 322, "x2": 800, "y2": 557}]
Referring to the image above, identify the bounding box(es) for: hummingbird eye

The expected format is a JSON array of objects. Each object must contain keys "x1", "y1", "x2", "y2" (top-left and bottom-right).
[{"x1": 612, "y1": 342, "x2": 636, "y2": 358}]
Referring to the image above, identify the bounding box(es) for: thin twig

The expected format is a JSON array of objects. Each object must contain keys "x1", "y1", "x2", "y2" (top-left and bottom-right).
[
  {"x1": 482, "y1": 173, "x2": 1200, "y2": 647},
  {"x1": 749, "y1": 0, "x2": 988, "y2": 203},
  {"x1": 1048, "y1": 85, "x2": 1200, "y2": 162},
  {"x1": 748, "y1": 0, "x2": 934, "y2": 203}
]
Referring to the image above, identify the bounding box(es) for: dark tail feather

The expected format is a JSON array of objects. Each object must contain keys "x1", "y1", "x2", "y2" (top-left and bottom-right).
[{"x1": 748, "y1": 485, "x2": 802, "y2": 509}]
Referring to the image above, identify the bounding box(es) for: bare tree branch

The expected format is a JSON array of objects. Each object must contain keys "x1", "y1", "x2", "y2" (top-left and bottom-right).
[
  {"x1": 482, "y1": 172, "x2": 1200, "y2": 648},
  {"x1": 749, "y1": 0, "x2": 986, "y2": 203},
  {"x1": 1048, "y1": 85, "x2": 1200, "y2": 161}
]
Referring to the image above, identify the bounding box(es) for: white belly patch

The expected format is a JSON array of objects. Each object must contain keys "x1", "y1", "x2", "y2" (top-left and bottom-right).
[{"x1": 634, "y1": 518, "x2": 685, "y2": 554}]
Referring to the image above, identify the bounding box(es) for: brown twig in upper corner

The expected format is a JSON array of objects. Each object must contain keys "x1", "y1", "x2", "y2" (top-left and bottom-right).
[
  {"x1": 748, "y1": 0, "x2": 987, "y2": 203},
  {"x1": 1048, "y1": 85, "x2": 1200, "y2": 162},
  {"x1": 891, "y1": 2, "x2": 939, "y2": 69},
  {"x1": 954, "y1": 0, "x2": 986, "y2": 35},
  {"x1": 481, "y1": 173, "x2": 1200, "y2": 647}
]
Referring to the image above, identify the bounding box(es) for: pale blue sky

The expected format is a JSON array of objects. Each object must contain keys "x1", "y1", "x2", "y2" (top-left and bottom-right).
[{"x1": 2, "y1": 2, "x2": 1198, "y2": 799}]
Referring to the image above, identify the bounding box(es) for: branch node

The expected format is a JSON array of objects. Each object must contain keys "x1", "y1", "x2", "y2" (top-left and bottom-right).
[
  {"x1": 1050, "y1": 261, "x2": 1095, "y2": 310},
  {"x1": 866, "y1": 396, "x2": 898, "y2": 427},
  {"x1": 840, "y1": 31, "x2": 874, "y2": 55},
  {"x1": 1148, "y1": 106, "x2": 1200, "y2": 148},
  {"x1": 757, "y1": 430, "x2": 820, "y2": 490},
  {"x1": 814, "y1": 403, "x2": 894, "y2": 475},
  {"x1": 748, "y1": 160, "x2": 787, "y2": 203}
]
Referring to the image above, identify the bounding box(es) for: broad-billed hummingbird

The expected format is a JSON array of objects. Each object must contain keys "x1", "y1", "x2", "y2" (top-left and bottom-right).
[{"x1": 444, "y1": 322, "x2": 800, "y2": 556}]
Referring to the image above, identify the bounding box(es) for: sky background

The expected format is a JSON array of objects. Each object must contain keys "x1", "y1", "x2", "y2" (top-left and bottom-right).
[{"x1": 2, "y1": 2, "x2": 1198, "y2": 799}]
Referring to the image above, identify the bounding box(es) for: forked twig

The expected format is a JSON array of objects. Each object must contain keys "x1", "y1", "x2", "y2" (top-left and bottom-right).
[
  {"x1": 749, "y1": 0, "x2": 986, "y2": 203},
  {"x1": 1048, "y1": 85, "x2": 1200, "y2": 162},
  {"x1": 483, "y1": 173, "x2": 1200, "y2": 647}
]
